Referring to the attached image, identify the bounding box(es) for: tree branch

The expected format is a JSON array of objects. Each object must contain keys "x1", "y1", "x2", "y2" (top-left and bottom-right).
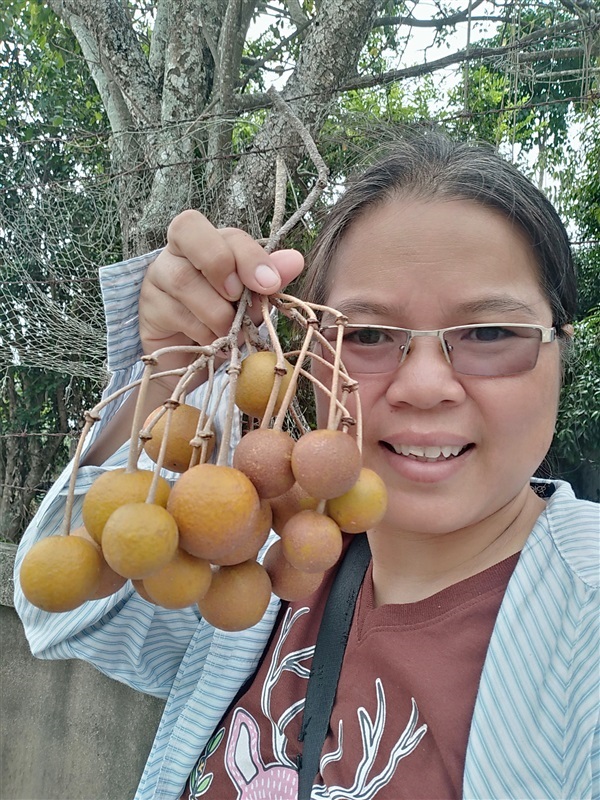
[
  {"x1": 286, "y1": 0, "x2": 309, "y2": 28},
  {"x1": 240, "y1": 17, "x2": 313, "y2": 90},
  {"x1": 220, "y1": 0, "x2": 382, "y2": 231},
  {"x1": 57, "y1": 0, "x2": 161, "y2": 125},
  {"x1": 518, "y1": 46, "x2": 588, "y2": 63},
  {"x1": 148, "y1": 0, "x2": 171, "y2": 83},
  {"x1": 161, "y1": 0, "x2": 214, "y2": 121},
  {"x1": 199, "y1": 0, "x2": 227, "y2": 63},
  {"x1": 47, "y1": 0, "x2": 128, "y2": 132},
  {"x1": 230, "y1": 32, "x2": 593, "y2": 115},
  {"x1": 217, "y1": 0, "x2": 253, "y2": 104},
  {"x1": 340, "y1": 19, "x2": 595, "y2": 92},
  {"x1": 374, "y1": 0, "x2": 487, "y2": 29}
]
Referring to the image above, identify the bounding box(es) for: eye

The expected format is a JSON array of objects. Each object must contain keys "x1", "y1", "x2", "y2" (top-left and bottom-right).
[
  {"x1": 462, "y1": 326, "x2": 516, "y2": 342},
  {"x1": 345, "y1": 327, "x2": 391, "y2": 346}
]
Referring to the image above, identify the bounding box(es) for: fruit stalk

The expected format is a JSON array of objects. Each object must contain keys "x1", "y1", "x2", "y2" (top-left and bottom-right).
[
  {"x1": 259, "y1": 294, "x2": 292, "y2": 427},
  {"x1": 60, "y1": 413, "x2": 98, "y2": 537},
  {"x1": 126, "y1": 359, "x2": 155, "y2": 474}
]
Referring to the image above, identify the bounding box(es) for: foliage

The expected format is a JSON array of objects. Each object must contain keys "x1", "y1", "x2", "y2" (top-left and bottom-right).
[
  {"x1": 554, "y1": 309, "x2": 600, "y2": 460},
  {"x1": 0, "y1": 0, "x2": 111, "y2": 191},
  {"x1": 547, "y1": 113, "x2": 600, "y2": 494},
  {"x1": 1, "y1": 0, "x2": 117, "y2": 541},
  {"x1": 0, "y1": 366, "x2": 98, "y2": 540},
  {"x1": 441, "y1": 2, "x2": 592, "y2": 156}
]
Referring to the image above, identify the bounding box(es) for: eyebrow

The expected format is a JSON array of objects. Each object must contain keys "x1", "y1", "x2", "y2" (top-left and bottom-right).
[
  {"x1": 326, "y1": 300, "x2": 398, "y2": 318},
  {"x1": 454, "y1": 297, "x2": 538, "y2": 316},
  {"x1": 327, "y1": 296, "x2": 538, "y2": 319}
]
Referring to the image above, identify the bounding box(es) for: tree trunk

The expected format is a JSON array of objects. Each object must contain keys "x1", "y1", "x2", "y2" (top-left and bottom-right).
[{"x1": 219, "y1": 0, "x2": 384, "y2": 233}]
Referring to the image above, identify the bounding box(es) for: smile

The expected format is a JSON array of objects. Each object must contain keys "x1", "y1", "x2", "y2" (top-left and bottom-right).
[{"x1": 385, "y1": 443, "x2": 470, "y2": 461}]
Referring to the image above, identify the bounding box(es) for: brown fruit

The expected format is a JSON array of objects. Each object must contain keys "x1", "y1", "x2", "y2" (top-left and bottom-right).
[
  {"x1": 143, "y1": 404, "x2": 214, "y2": 472},
  {"x1": 235, "y1": 351, "x2": 294, "y2": 419},
  {"x1": 212, "y1": 500, "x2": 273, "y2": 566},
  {"x1": 101, "y1": 502, "x2": 179, "y2": 579},
  {"x1": 82, "y1": 468, "x2": 170, "y2": 544},
  {"x1": 197, "y1": 560, "x2": 272, "y2": 632},
  {"x1": 232, "y1": 428, "x2": 295, "y2": 499},
  {"x1": 291, "y1": 429, "x2": 361, "y2": 500},
  {"x1": 281, "y1": 509, "x2": 343, "y2": 573},
  {"x1": 269, "y1": 482, "x2": 319, "y2": 535},
  {"x1": 167, "y1": 464, "x2": 260, "y2": 562},
  {"x1": 20, "y1": 536, "x2": 102, "y2": 613},
  {"x1": 142, "y1": 549, "x2": 212, "y2": 609},
  {"x1": 263, "y1": 539, "x2": 324, "y2": 601},
  {"x1": 132, "y1": 579, "x2": 155, "y2": 603},
  {"x1": 71, "y1": 526, "x2": 128, "y2": 599},
  {"x1": 326, "y1": 468, "x2": 388, "y2": 533}
]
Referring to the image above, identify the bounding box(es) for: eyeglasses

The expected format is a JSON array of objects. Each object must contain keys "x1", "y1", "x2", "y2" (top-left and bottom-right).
[{"x1": 318, "y1": 323, "x2": 557, "y2": 377}]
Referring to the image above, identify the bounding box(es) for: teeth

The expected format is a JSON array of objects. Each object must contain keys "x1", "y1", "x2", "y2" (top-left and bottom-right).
[
  {"x1": 392, "y1": 444, "x2": 464, "y2": 460},
  {"x1": 441, "y1": 446, "x2": 458, "y2": 458}
]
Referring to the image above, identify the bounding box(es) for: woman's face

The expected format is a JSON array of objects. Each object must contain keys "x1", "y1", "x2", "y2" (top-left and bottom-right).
[{"x1": 317, "y1": 197, "x2": 562, "y2": 536}]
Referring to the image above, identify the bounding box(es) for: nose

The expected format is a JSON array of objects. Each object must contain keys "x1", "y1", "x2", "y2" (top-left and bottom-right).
[{"x1": 385, "y1": 335, "x2": 466, "y2": 409}]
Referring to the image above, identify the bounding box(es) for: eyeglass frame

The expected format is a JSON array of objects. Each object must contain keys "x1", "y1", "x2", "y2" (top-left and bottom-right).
[{"x1": 318, "y1": 322, "x2": 557, "y2": 377}]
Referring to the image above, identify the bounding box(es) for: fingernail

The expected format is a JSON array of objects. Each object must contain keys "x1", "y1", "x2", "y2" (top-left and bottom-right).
[
  {"x1": 255, "y1": 264, "x2": 280, "y2": 290},
  {"x1": 224, "y1": 272, "x2": 244, "y2": 300}
]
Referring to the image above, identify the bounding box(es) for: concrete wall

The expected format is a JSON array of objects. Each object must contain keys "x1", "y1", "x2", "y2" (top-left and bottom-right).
[{"x1": 1, "y1": 545, "x2": 165, "y2": 800}]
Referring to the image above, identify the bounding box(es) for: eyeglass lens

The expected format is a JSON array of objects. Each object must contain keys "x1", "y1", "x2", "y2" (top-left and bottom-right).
[
  {"x1": 321, "y1": 325, "x2": 544, "y2": 377},
  {"x1": 443, "y1": 326, "x2": 542, "y2": 376}
]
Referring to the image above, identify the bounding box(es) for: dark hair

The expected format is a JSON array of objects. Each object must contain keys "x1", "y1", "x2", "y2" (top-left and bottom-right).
[{"x1": 301, "y1": 131, "x2": 577, "y2": 331}]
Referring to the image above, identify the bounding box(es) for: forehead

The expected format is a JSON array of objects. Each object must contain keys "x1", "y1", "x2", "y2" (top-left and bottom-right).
[{"x1": 325, "y1": 197, "x2": 550, "y2": 323}]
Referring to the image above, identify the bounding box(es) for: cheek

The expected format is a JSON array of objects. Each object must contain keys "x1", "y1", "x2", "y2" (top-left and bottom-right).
[{"x1": 475, "y1": 368, "x2": 561, "y2": 459}]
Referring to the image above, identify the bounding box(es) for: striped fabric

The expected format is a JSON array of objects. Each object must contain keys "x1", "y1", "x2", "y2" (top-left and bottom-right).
[
  {"x1": 463, "y1": 483, "x2": 599, "y2": 799},
  {"x1": 14, "y1": 252, "x2": 600, "y2": 800}
]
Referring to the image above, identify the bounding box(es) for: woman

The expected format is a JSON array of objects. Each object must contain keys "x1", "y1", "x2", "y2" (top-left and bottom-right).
[{"x1": 14, "y1": 132, "x2": 599, "y2": 800}]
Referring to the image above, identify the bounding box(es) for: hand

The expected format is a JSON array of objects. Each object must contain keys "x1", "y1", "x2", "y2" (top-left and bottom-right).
[{"x1": 139, "y1": 209, "x2": 305, "y2": 388}]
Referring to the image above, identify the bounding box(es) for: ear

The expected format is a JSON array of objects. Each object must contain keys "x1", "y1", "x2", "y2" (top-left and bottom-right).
[{"x1": 561, "y1": 324, "x2": 574, "y2": 337}]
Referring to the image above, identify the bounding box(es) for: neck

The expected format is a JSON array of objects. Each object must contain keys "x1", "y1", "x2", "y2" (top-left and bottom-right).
[{"x1": 368, "y1": 486, "x2": 545, "y2": 605}]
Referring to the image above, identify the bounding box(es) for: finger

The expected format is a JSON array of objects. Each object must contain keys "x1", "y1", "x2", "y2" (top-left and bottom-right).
[
  {"x1": 166, "y1": 212, "x2": 280, "y2": 301},
  {"x1": 220, "y1": 229, "x2": 304, "y2": 296},
  {"x1": 144, "y1": 258, "x2": 237, "y2": 343},
  {"x1": 269, "y1": 249, "x2": 305, "y2": 290}
]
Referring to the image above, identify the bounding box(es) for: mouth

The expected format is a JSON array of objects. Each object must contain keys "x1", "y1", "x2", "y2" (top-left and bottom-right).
[{"x1": 381, "y1": 442, "x2": 473, "y2": 462}]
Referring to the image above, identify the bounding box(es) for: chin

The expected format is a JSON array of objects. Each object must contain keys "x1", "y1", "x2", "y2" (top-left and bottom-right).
[{"x1": 377, "y1": 496, "x2": 461, "y2": 537}]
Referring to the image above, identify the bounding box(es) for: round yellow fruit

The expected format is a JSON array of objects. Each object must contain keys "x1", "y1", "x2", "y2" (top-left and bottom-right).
[
  {"x1": 101, "y1": 502, "x2": 178, "y2": 579},
  {"x1": 167, "y1": 464, "x2": 260, "y2": 562},
  {"x1": 263, "y1": 539, "x2": 325, "y2": 601},
  {"x1": 71, "y1": 526, "x2": 128, "y2": 599},
  {"x1": 269, "y1": 482, "x2": 319, "y2": 535},
  {"x1": 82, "y1": 468, "x2": 170, "y2": 544},
  {"x1": 281, "y1": 509, "x2": 343, "y2": 573},
  {"x1": 327, "y1": 468, "x2": 388, "y2": 533},
  {"x1": 235, "y1": 351, "x2": 294, "y2": 419},
  {"x1": 197, "y1": 560, "x2": 272, "y2": 632},
  {"x1": 211, "y1": 500, "x2": 272, "y2": 566},
  {"x1": 143, "y1": 404, "x2": 214, "y2": 472},
  {"x1": 142, "y1": 549, "x2": 212, "y2": 609},
  {"x1": 20, "y1": 535, "x2": 102, "y2": 613},
  {"x1": 233, "y1": 427, "x2": 295, "y2": 499}
]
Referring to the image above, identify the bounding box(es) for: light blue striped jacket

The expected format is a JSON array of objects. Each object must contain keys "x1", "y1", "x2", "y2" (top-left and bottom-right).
[{"x1": 14, "y1": 253, "x2": 600, "y2": 800}]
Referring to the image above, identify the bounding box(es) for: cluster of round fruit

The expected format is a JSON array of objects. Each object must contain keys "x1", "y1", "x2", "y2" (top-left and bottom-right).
[{"x1": 20, "y1": 320, "x2": 387, "y2": 631}]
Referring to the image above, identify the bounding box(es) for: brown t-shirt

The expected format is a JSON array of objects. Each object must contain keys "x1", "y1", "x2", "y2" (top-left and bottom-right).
[{"x1": 182, "y1": 549, "x2": 519, "y2": 799}]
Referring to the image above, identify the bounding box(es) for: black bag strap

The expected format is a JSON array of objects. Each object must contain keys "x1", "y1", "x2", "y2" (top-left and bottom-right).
[{"x1": 297, "y1": 532, "x2": 372, "y2": 799}]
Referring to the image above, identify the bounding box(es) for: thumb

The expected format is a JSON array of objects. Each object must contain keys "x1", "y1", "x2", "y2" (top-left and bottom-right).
[{"x1": 270, "y1": 249, "x2": 305, "y2": 290}]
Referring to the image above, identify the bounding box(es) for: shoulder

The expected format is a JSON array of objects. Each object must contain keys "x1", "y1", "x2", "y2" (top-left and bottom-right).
[{"x1": 529, "y1": 479, "x2": 599, "y2": 590}]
